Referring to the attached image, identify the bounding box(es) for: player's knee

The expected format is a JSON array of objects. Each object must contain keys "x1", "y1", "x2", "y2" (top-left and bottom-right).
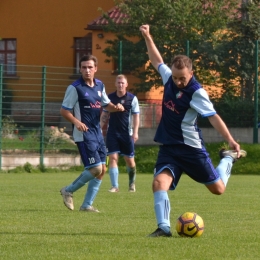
[
  {"x1": 110, "y1": 158, "x2": 117, "y2": 163},
  {"x1": 96, "y1": 171, "x2": 105, "y2": 180},
  {"x1": 152, "y1": 178, "x2": 169, "y2": 192},
  {"x1": 89, "y1": 165, "x2": 102, "y2": 177},
  {"x1": 109, "y1": 156, "x2": 118, "y2": 167},
  {"x1": 152, "y1": 170, "x2": 173, "y2": 192},
  {"x1": 124, "y1": 157, "x2": 135, "y2": 167},
  {"x1": 211, "y1": 190, "x2": 223, "y2": 195},
  {"x1": 208, "y1": 185, "x2": 225, "y2": 195},
  {"x1": 152, "y1": 178, "x2": 160, "y2": 187},
  {"x1": 206, "y1": 180, "x2": 226, "y2": 195},
  {"x1": 96, "y1": 165, "x2": 106, "y2": 180},
  {"x1": 127, "y1": 162, "x2": 135, "y2": 168}
]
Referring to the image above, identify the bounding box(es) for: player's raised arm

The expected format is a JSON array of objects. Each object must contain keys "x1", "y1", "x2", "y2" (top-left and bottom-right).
[
  {"x1": 139, "y1": 24, "x2": 163, "y2": 71},
  {"x1": 208, "y1": 114, "x2": 241, "y2": 157}
]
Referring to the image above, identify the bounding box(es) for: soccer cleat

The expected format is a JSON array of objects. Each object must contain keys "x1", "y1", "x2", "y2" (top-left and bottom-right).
[
  {"x1": 79, "y1": 206, "x2": 100, "y2": 213},
  {"x1": 219, "y1": 149, "x2": 247, "y2": 162},
  {"x1": 148, "y1": 228, "x2": 172, "y2": 237},
  {"x1": 108, "y1": 187, "x2": 119, "y2": 193},
  {"x1": 60, "y1": 187, "x2": 74, "y2": 210},
  {"x1": 129, "y1": 183, "x2": 136, "y2": 192}
]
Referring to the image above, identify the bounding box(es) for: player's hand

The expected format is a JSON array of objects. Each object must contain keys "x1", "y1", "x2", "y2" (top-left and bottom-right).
[
  {"x1": 139, "y1": 24, "x2": 150, "y2": 38},
  {"x1": 115, "y1": 103, "x2": 125, "y2": 111},
  {"x1": 75, "y1": 122, "x2": 88, "y2": 132},
  {"x1": 228, "y1": 140, "x2": 241, "y2": 158},
  {"x1": 132, "y1": 133, "x2": 139, "y2": 143}
]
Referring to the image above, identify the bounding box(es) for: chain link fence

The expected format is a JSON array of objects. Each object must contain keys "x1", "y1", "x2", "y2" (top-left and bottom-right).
[
  {"x1": 0, "y1": 64, "x2": 164, "y2": 169},
  {"x1": 0, "y1": 62, "x2": 259, "y2": 170}
]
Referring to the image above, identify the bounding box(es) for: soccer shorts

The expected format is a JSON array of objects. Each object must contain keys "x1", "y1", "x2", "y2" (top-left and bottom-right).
[
  {"x1": 106, "y1": 133, "x2": 134, "y2": 157},
  {"x1": 154, "y1": 144, "x2": 220, "y2": 190},
  {"x1": 76, "y1": 138, "x2": 106, "y2": 169}
]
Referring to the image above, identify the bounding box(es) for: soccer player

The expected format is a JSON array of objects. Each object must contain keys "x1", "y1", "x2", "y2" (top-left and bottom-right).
[
  {"x1": 60, "y1": 55, "x2": 124, "y2": 212},
  {"x1": 139, "y1": 24, "x2": 247, "y2": 237},
  {"x1": 100, "y1": 74, "x2": 140, "y2": 192}
]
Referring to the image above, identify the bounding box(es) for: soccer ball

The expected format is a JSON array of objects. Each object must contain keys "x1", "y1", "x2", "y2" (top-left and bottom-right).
[{"x1": 176, "y1": 212, "x2": 204, "y2": 238}]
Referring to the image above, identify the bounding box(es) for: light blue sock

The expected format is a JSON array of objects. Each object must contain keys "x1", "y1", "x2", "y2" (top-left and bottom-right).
[
  {"x1": 81, "y1": 178, "x2": 102, "y2": 208},
  {"x1": 126, "y1": 166, "x2": 136, "y2": 186},
  {"x1": 154, "y1": 190, "x2": 171, "y2": 233},
  {"x1": 215, "y1": 156, "x2": 233, "y2": 186},
  {"x1": 109, "y1": 167, "x2": 119, "y2": 188},
  {"x1": 66, "y1": 169, "x2": 94, "y2": 192}
]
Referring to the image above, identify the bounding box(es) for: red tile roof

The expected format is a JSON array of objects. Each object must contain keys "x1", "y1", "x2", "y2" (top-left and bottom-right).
[{"x1": 86, "y1": 6, "x2": 128, "y2": 30}]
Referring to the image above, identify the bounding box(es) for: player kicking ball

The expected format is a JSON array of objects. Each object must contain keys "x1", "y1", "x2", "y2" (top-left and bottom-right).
[{"x1": 139, "y1": 24, "x2": 247, "y2": 237}]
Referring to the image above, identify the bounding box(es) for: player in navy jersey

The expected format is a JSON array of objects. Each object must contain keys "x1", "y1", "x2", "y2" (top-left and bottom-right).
[
  {"x1": 140, "y1": 24, "x2": 247, "y2": 237},
  {"x1": 60, "y1": 55, "x2": 124, "y2": 213},
  {"x1": 100, "y1": 74, "x2": 140, "y2": 192}
]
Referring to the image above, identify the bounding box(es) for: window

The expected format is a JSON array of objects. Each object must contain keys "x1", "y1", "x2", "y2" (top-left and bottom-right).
[
  {"x1": 0, "y1": 39, "x2": 17, "y2": 76},
  {"x1": 74, "y1": 33, "x2": 92, "y2": 74}
]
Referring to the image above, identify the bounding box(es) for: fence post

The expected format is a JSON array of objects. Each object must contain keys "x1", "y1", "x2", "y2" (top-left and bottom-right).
[
  {"x1": 186, "y1": 40, "x2": 190, "y2": 57},
  {"x1": 40, "y1": 66, "x2": 46, "y2": 166},
  {"x1": 0, "y1": 64, "x2": 3, "y2": 169},
  {"x1": 118, "y1": 41, "x2": 122, "y2": 74},
  {"x1": 253, "y1": 40, "x2": 258, "y2": 143}
]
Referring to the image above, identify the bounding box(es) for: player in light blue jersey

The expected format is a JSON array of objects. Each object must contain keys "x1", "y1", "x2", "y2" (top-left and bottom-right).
[
  {"x1": 100, "y1": 74, "x2": 140, "y2": 192},
  {"x1": 140, "y1": 24, "x2": 247, "y2": 237},
  {"x1": 60, "y1": 55, "x2": 124, "y2": 213}
]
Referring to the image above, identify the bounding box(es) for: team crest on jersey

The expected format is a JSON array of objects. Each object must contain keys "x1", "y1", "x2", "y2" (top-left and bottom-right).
[
  {"x1": 97, "y1": 91, "x2": 101, "y2": 97},
  {"x1": 176, "y1": 91, "x2": 183, "y2": 99},
  {"x1": 121, "y1": 100, "x2": 125, "y2": 104},
  {"x1": 164, "y1": 100, "x2": 180, "y2": 114}
]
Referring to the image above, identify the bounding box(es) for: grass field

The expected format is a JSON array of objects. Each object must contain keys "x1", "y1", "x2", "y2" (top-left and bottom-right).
[{"x1": 0, "y1": 171, "x2": 259, "y2": 260}]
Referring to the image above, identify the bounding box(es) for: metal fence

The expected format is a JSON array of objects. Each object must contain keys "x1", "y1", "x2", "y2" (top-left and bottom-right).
[
  {"x1": 0, "y1": 63, "x2": 259, "y2": 170},
  {"x1": 0, "y1": 64, "x2": 164, "y2": 170}
]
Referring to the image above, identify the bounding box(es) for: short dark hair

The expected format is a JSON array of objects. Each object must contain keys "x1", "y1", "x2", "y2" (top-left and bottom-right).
[
  {"x1": 79, "y1": 55, "x2": 98, "y2": 68},
  {"x1": 171, "y1": 55, "x2": 192, "y2": 70}
]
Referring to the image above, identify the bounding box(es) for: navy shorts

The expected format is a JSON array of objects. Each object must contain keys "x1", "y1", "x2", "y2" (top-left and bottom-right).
[
  {"x1": 106, "y1": 133, "x2": 134, "y2": 157},
  {"x1": 154, "y1": 144, "x2": 220, "y2": 190},
  {"x1": 76, "y1": 138, "x2": 106, "y2": 169}
]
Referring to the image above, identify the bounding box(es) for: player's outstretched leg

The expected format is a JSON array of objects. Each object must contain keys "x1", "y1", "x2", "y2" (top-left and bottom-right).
[
  {"x1": 216, "y1": 149, "x2": 247, "y2": 186},
  {"x1": 219, "y1": 149, "x2": 247, "y2": 162}
]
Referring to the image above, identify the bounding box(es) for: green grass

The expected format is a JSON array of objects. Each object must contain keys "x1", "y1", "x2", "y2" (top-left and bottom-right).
[{"x1": 0, "y1": 172, "x2": 259, "y2": 260}]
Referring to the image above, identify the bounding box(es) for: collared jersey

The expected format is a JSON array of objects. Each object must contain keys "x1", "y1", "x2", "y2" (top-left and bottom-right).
[
  {"x1": 105, "y1": 91, "x2": 139, "y2": 136},
  {"x1": 155, "y1": 64, "x2": 216, "y2": 148},
  {"x1": 61, "y1": 77, "x2": 110, "y2": 142}
]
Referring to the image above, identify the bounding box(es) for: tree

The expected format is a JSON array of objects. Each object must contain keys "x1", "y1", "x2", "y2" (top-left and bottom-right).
[
  {"x1": 100, "y1": 0, "x2": 240, "y2": 94},
  {"x1": 212, "y1": 0, "x2": 260, "y2": 100}
]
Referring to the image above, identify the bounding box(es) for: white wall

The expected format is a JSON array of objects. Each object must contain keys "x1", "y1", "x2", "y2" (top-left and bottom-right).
[{"x1": 136, "y1": 128, "x2": 260, "y2": 145}]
